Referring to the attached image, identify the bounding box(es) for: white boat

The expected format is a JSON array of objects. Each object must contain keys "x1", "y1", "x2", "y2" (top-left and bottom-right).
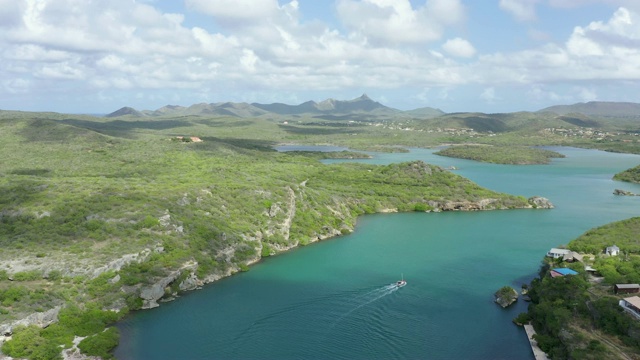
[{"x1": 395, "y1": 274, "x2": 406, "y2": 288}]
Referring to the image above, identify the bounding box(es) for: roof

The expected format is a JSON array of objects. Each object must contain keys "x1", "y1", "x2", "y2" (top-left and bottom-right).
[
  {"x1": 563, "y1": 251, "x2": 584, "y2": 261},
  {"x1": 584, "y1": 266, "x2": 597, "y2": 272},
  {"x1": 551, "y1": 268, "x2": 578, "y2": 276},
  {"x1": 550, "y1": 270, "x2": 564, "y2": 278},
  {"x1": 607, "y1": 245, "x2": 620, "y2": 250},
  {"x1": 548, "y1": 248, "x2": 571, "y2": 254},
  {"x1": 616, "y1": 284, "x2": 640, "y2": 289},
  {"x1": 624, "y1": 296, "x2": 640, "y2": 309}
]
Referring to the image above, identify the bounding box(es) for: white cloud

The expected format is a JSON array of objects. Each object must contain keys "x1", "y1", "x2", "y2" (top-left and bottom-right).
[
  {"x1": 528, "y1": 84, "x2": 562, "y2": 102},
  {"x1": 567, "y1": 7, "x2": 640, "y2": 57},
  {"x1": 499, "y1": 0, "x2": 540, "y2": 22},
  {"x1": 185, "y1": 0, "x2": 281, "y2": 24},
  {"x1": 480, "y1": 87, "x2": 500, "y2": 102},
  {"x1": 336, "y1": 0, "x2": 465, "y2": 45},
  {"x1": 442, "y1": 38, "x2": 476, "y2": 58},
  {"x1": 3, "y1": 78, "x2": 30, "y2": 94},
  {"x1": 475, "y1": 7, "x2": 640, "y2": 85},
  {"x1": 1, "y1": 0, "x2": 639, "y2": 112},
  {"x1": 576, "y1": 86, "x2": 598, "y2": 101}
]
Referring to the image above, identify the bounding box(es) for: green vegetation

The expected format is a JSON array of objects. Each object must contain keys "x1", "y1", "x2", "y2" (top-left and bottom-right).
[
  {"x1": 614, "y1": 165, "x2": 640, "y2": 183},
  {"x1": 520, "y1": 217, "x2": 640, "y2": 359},
  {"x1": 0, "y1": 110, "x2": 543, "y2": 358},
  {"x1": 568, "y1": 217, "x2": 640, "y2": 255},
  {"x1": 1, "y1": 304, "x2": 122, "y2": 360},
  {"x1": 435, "y1": 145, "x2": 565, "y2": 164},
  {"x1": 2, "y1": 103, "x2": 640, "y2": 358}
]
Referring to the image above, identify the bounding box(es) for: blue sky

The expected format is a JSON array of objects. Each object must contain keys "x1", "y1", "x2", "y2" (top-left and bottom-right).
[{"x1": 1, "y1": 0, "x2": 639, "y2": 114}]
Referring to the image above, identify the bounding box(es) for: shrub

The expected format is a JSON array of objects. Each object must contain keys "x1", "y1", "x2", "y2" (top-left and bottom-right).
[
  {"x1": 12, "y1": 270, "x2": 42, "y2": 282},
  {"x1": 1, "y1": 325, "x2": 61, "y2": 360},
  {"x1": 78, "y1": 327, "x2": 119, "y2": 359}
]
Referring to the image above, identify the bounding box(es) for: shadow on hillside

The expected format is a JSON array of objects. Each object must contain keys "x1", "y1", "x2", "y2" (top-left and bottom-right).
[
  {"x1": 278, "y1": 124, "x2": 363, "y2": 135},
  {"x1": 461, "y1": 117, "x2": 508, "y2": 132},
  {"x1": 558, "y1": 116, "x2": 600, "y2": 128},
  {"x1": 194, "y1": 137, "x2": 278, "y2": 152},
  {"x1": 10, "y1": 169, "x2": 52, "y2": 177},
  {"x1": 0, "y1": 180, "x2": 49, "y2": 210},
  {"x1": 60, "y1": 119, "x2": 193, "y2": 138},
  {"x1": 194, "y1": 119, "x2": 256, "y2": 128}
]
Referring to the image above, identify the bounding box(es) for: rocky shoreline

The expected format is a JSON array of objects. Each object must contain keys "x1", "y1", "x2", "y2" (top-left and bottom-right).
[{"x1": 0, "y1": 195, "x2": 553, "y2": 358}]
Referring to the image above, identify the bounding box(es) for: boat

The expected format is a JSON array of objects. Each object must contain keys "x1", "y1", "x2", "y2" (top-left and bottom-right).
[{"x1": 395, "y1": 274, "x2": 407, "y2": 288}]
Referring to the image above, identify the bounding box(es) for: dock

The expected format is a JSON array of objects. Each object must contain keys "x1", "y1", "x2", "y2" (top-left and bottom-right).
[{"x1": 524, "y1": 324, "x2": 549, "y2": 360}]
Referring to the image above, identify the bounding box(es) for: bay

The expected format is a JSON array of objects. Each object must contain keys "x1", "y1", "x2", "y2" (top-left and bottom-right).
[{"x1": 115, "y1": 147, "x2": 640, "y2": 359}]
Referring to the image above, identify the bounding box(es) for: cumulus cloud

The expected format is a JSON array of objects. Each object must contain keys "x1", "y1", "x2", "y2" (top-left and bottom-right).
[
  {"x1": 442, "y1": 38, "x2": 476, "y2": 58},
  {"x1": 499, "y1": 0, "x2": 540, "y2": 22},
  {"x1": 567, "y1": 7, "x2": 640, "y2": 57},
  {"x1": 475, "y1": 7, "x2": 640, "y2": 85},
  {"x1": 1, "y1": 0, "x2": 639, "y2": 112},
  {"x1": 480, "y1": 87, "x2": 500, "y2": 102},
  {"x1": 336, "y1": 0, "x2": 465, "y2": 45},
  {"x1": 185, "y1": 0, "x2": 286, "y2": 27}
]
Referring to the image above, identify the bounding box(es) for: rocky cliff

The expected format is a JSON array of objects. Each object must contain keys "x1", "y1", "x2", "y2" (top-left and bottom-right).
[{"x1": 495, "y1": 286, "x2": 518, "y2": 308}]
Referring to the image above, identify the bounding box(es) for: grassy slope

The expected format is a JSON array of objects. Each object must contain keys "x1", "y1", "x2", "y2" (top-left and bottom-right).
[
  {"x1": 3, "y1": 107, "x2": 640, "y2": 358},
  {"x1": 521, "y1": 218, "x2": 640, "y2": 359},
  {"x1": 435, "y1": 145, "x2": 565, "y2": 164},
  {"x1": 0, "y1": 112, "x2": 540, "y2": 358}
]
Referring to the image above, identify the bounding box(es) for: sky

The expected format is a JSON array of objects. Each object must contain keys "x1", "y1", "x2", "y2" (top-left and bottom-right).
[{"x1": 1, "y1": 0, "x2": 640, "y2": 114}]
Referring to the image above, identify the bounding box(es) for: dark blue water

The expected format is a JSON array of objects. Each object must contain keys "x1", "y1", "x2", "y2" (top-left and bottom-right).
[{"x1": 115, "y1": 147, "x2": 640, "y2": 359}]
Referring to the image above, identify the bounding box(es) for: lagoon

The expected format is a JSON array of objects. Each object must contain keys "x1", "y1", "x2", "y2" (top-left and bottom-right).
[{"x1": 115, "y1": 147, "x2": 640, "y2": 359}]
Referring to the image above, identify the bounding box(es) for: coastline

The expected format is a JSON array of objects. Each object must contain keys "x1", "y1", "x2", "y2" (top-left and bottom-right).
[{"x1": 524, "y1": 324, "x2": 550, "y2": 360}]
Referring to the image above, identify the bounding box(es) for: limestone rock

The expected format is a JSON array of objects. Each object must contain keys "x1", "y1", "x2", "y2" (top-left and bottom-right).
[
  {"x1": 528, "y1": 196, "x2": 554, "y2": 209},
  {"x1": 0, "y1": 306, "x2": 62, "y2": 335},
  {"x1": 139, "y1": 262, "x2": 198, "y2": 309},
  {"x1": 495, "y1": 286, "x2": 518, "y2": 308},
  {"x1": 179, "y1": 272, "x2": 201, "y2": 291},
  {"x1": 614, "y1": 189, "x2": 637, "y2": 196}
]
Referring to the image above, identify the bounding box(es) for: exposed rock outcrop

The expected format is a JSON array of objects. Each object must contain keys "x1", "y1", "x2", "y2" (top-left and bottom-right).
[
  {"x1": 139, "y1": 262, "x2": 198, "y2": 309},
  {"x1": 0, "y1": 305, "x2": 62, "y2": 335},
  {"x1": 614, "y1": 189, "x2": 638, "y2": 196},
  {"x1": 528, "y1": 196, "x2": 554, "y2": 209},
  {"x1": 495, "y1": 286, "x2": 518, "y2": 308}
]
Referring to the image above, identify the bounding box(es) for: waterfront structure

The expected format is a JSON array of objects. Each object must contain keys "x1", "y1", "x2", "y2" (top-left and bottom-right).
[{"x1": 546, "y1": 248, "x2": 570, "y2": 259}]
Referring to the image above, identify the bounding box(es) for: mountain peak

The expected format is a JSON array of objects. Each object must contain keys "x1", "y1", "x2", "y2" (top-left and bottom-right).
[{"x1": 106, "y1": 106, "x2": 144, "y2": 117}]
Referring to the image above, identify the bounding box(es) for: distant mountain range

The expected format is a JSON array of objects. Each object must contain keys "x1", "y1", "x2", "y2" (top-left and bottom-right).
[
  {"x1": 106, "y1": 94, "x2": 445, "y2": 120},
  {"x1": 539, "y1": 101, "x2": 640, "y2": 117},
  {"x1": 105, "y1": 97, "x2": 640, "y2": 120}
]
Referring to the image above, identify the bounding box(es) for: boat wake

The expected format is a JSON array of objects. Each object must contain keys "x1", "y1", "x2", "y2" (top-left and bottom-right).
[
  {"x1": 330, "y1": 284, "x2": 399, "y2": 326},
  {"x1": 228, "y1": 283, "x2": 403, "y2": 357}
]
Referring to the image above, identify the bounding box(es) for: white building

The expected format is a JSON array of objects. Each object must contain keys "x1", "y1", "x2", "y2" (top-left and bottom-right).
[
  {"x1": 546, "y1": 248, "x2": 571, "y2": 259},
  {"x1": 606, "y1": 245, "x2": 620, "y2": 256}
]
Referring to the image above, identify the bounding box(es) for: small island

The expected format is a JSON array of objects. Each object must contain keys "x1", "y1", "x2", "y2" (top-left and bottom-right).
[
  {"x1": 495, "y1": 286, "x2": 518, "y2": 308},
  {"x1": 435, "y1": 145, "x2": 565, "y2": 165}
]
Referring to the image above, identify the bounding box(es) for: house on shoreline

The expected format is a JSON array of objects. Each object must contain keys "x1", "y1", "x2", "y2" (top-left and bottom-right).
[{"x1": 546, "y1": 248, "x2": 570, "y2": 259}]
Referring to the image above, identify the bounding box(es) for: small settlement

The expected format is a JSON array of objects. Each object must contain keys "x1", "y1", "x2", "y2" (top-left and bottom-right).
[{"x1": 545, "y1": 244, "x2": 640, "y2": 316}]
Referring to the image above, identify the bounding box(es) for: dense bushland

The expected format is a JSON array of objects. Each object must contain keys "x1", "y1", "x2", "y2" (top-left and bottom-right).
[
  {"x1": 435, "y1": 145, "x2": 565, "y2": 164},
  {"x1": 521, "y1": 217, "x2": 640, "y2": 359}
]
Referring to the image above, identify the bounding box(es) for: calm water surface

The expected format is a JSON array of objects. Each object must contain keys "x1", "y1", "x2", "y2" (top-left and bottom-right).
[{"x1": 116, "y1": 147, "x2": 640, "y2": 360}]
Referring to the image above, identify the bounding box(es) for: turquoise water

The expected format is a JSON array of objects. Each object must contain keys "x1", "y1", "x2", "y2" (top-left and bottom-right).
[{"x1": 115, "y1": 147, "x2": 640, "y2": 359}]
